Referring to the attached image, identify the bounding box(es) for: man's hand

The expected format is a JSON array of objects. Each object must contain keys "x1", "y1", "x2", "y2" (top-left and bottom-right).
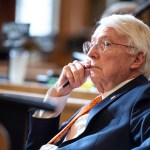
[{"x1": 51, "y1": 60, "x2": 91, "y2": 97}]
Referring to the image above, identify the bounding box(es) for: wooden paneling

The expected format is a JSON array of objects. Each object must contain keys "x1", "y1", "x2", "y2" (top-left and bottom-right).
[
  {"x1": 48, "y1": 0, "x2": 92, "y2": 66},
  {"x1": 0, "y1": 0, "x2": 16, "y2": 32}
]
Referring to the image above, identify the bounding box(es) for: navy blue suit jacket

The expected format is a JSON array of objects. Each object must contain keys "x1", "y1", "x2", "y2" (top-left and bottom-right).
[{"x1": 26, "y1": 75, "x2": 150, "y2": 150}]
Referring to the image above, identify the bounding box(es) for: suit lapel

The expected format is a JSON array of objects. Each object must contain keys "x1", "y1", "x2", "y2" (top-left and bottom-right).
[
  {"x1": 86, "y1": 92, "x2": 121, "y2": 126},
  {"x1": 86, "y1": 75, "x2": 148, "y2": 126}
]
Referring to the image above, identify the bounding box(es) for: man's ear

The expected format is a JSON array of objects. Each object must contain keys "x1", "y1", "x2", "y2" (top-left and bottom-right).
[{"x1": 131, "y1": 52, "x2": 145, "y2": 69}]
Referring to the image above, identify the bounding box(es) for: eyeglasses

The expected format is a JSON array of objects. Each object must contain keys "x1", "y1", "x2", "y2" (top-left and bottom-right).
[{"x1": 82, "y1": 41, "x2": 135, "y2": 54}]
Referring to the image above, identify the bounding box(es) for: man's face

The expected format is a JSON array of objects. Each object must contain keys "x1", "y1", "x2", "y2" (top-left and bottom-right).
[{"x1": 87, "y1": 26, "x2": 137, "y2": 93}]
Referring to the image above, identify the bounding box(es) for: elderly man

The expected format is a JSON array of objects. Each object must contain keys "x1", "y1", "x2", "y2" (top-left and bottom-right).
[{"x1": 26, "y1": 14, "x2": 150, "y2": 150}]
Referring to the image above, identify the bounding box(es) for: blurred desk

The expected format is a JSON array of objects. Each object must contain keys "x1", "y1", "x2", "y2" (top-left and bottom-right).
[
  {"x1": 0, "y1": 80, "x2": 48, "y2": 95},
  {"x1": 0, "y1": 80, "x2": 99, "y2": 100},
  {"x1": 0, "y1": 80, "x2": 99, "y2": 123}
]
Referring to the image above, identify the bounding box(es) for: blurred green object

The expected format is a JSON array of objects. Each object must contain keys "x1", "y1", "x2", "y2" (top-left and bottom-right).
[{"x1": 48, "y1": 77, "x2": 58, "y2": 86}]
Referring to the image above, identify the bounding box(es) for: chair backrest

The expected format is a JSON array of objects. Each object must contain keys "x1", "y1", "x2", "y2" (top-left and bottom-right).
[
  {"x1": 0, "y1": 123, "x2": 10, "y2": 150},
  {"x1": 0, "y1": 91, "x2": 55, "y2": 150}
]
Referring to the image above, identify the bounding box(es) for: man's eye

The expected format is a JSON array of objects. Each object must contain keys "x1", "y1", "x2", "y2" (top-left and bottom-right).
[{"x1": 104, "y1": 41, "x2": 111, "y2": 46}]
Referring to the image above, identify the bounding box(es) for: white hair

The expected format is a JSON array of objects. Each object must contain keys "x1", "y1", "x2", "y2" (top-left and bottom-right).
[{"x1": 99, "y1": 14, "x2": 150, "y2": 78}]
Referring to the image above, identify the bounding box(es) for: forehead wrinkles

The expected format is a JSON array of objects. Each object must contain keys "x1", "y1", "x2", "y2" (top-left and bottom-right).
[
  {"x1": 92, "y1": 26, "x2": 114, "y2": 41},
  {"x1": 92, "y1": 26, "x2": 126, "y2": 43}
]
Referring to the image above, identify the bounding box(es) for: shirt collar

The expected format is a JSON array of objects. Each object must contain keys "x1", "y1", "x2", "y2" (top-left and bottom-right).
[{"x1": 102, "y1": 78, "x2": 134, "y2": 100}]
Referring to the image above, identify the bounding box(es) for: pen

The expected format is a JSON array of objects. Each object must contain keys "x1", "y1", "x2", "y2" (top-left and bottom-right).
[{"x1": 59, "y1": 80, "x2": 70, "y2": 89}]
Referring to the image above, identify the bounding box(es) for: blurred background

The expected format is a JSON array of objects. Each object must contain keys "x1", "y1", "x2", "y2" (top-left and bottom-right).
[
  {"x1": 0, "y1": 0, "x2": 149, "y2": 85},
  {"x1": 0, "y1": 1, "x2": 149, "y2": 149}
]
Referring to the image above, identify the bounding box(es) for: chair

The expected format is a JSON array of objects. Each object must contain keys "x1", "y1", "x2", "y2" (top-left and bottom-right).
[{"x1": 0, "y1": 123, "x2": 10, "y2": 150}]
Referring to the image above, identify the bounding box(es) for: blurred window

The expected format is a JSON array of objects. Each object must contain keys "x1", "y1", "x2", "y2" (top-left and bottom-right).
[{"x1": 15, "y1": 0, "x2": 61, "y2": 36}]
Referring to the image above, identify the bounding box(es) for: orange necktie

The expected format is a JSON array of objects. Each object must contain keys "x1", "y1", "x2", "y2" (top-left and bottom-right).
[{"x1": 48, "y1": 95, "x2": 102, "y2": 144}]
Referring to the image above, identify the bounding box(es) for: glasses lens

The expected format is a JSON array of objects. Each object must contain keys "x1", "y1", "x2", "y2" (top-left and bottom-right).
[{"x1": 83, "y1": 42, "x2": 91, "y2": 54}]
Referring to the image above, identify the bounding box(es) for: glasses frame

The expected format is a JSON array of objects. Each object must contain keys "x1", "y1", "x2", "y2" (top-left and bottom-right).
[{"x1": 83, "y1": 41, "x2": 136, "y2": 54}]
